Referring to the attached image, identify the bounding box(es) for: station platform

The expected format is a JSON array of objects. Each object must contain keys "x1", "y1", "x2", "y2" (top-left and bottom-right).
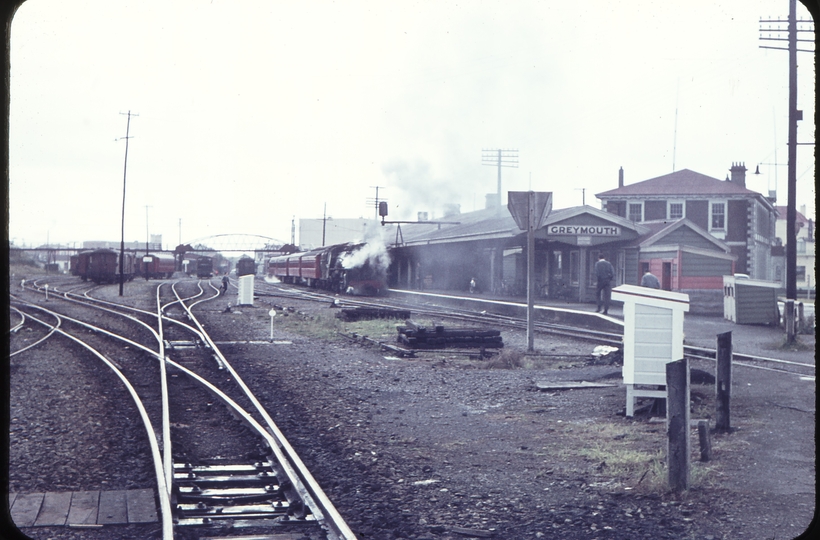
[{"x1": 388, "y1": 288, "x2": 816, "y2": 362}]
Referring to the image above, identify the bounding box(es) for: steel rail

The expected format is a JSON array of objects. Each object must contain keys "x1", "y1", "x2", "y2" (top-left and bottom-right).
[
  {"x1": 178, "y1": 279, "x2": 358, "y2": 540},
  {"x1": 13, "y1": 301, "x2": 174, "y2": 539},
  {"x1": 155, "y1": 282, "x2": 173, "y2": 500},
  {"x1": 261, "y1": 282, "x2": 813, "y2": 379},
  {"x1": 9, "y1": 306, "x2": 26, "y2": 334},
  {"x1": 8, "y1": 304, "x2": 61, "y2": 357}
]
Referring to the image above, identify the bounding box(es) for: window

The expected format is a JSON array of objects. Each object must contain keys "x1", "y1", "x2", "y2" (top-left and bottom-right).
[
  {"x1": 569, "y1": 251, "x2": 580, "y2": 285},
  {"x1": 710, "y1": 202, "x2": 725, "y2": 230},
  {"x1": 552, "y1": 252, "x2": 562, "y2": 277},
  {"x1": 628, "y1": 203, "x2": 643, "y2": 222},
  {"x1": 669, "y1": 202, "x2": 684, "y2": 219},
  {"x1": 588, "y1": 250, "x2": 600, "y2": 287}
]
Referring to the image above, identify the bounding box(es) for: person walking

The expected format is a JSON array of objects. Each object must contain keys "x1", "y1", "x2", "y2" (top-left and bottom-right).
[
  {"x1": 641, "y1": 270, "x2": 661, "y2": 289},
  {"x1": 221, "y1": 275, "x2": 229, "y2": 295},
  {"x1": 594, "y1": 254, "x2": 615, "y2": 314}
]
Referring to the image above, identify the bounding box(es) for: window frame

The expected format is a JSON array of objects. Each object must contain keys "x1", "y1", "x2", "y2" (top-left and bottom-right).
[
  {"x1": 628, "y1": 202, "x2": 643, "y2": 223},
  {"x1": 668, "y1": 200, "x2": 685, "y2": 220},
  {"x1": 709, "y1": 200, "x2": 727, "y2": 233}
]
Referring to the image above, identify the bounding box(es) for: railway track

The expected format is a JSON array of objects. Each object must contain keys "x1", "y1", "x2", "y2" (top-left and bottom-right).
[
  {"x1": 9, "y1": 277, "x2": 357, "y2": 539},
  {"x1": 252, "y1": 278, "x2": 815, "y2": 379}
]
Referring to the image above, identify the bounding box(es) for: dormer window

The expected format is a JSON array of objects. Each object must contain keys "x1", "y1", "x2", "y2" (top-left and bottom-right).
[
  {"x1": 668, "y1": 201, "x2": 684, "y2": 219},
  {"x1": 628, "y1": 203, "x2": 643, "y2": 222}
]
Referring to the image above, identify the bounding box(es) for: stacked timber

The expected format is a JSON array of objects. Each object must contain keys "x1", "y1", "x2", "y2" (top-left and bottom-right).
[
  {"x1": 336, "y1": 307, "x2": 412, "y2": 321},
  {"x1": 396, "y1": 321, "x2": 503, "y2": 349}
]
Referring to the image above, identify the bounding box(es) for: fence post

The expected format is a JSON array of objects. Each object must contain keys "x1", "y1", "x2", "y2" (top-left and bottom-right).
[
  {"x1": 715, "y1": 331, "x2": 732, "y2": 432},
  {"x1": 666, "y1": 358, "x2": 690, "y2": 492},
  {"x1": 697, "y1": 420, "x2": 712, "y2": 462}
]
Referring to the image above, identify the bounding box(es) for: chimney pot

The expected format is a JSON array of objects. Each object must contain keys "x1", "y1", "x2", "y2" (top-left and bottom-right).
[
  {"x1": 729, "y1": 162, "x2": 747, "y2": 187},
  {"x1": 618, "y1": 166, "x2": 624, "y2": 188}
]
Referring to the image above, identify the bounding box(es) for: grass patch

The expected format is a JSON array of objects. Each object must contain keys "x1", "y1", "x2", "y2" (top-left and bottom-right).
[{"x1": 483, "y1": 349, "x2": 524, "y2": 369}]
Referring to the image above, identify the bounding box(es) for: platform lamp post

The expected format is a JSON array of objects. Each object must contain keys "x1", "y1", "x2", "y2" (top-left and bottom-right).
[
  {"x1": 508, "y1": 191, "x2": 552, "y2": 351},
  {"x1": 116, "y1": 110, "x2": 137, "y2": 296}
]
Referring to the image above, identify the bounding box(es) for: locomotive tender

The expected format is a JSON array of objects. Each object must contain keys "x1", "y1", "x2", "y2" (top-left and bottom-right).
[
  {"x1": 236, "y1": 256, "x2": 257, "y2": 277},
  {"x1": 267, "y1": 242, "x2": 387, "y2": 296},
  {"x1": 75, "y1": 249, "x2": 136, "y2": 284}
]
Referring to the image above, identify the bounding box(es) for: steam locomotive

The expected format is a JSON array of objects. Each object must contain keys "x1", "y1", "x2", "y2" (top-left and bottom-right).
[{"x1": 267, "y1": 242, "x2": 388, "y2": 296}]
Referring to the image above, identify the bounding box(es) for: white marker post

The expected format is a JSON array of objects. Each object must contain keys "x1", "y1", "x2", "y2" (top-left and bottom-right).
[
  {"x1": 44, "y1": 284, "x2": 49, "y2": 301},
  {"x1": 269, "y1": 308, "x2": 276, "y2": 341}
]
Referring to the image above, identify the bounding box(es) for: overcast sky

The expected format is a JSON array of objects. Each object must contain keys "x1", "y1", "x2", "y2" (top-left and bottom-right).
[{"x1": 7, "y1": 0, "x2": 816, "y2": 249}]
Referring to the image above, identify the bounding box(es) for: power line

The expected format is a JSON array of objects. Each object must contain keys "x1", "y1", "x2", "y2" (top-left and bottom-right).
[{"x1": 481, "y1": 149, "x2": 518, "y2": 207}]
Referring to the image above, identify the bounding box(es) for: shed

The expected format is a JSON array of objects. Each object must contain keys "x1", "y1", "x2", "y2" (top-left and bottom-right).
[
  {"x1": 723, "y1": 275, "x2": 780, "y2": 325},
  {"x1": 612, "y1": 284, "x2": 689, "y2": 417}
]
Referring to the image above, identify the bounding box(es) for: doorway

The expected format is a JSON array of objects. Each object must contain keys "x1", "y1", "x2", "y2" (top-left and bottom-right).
[{"x1": 662, "y1": 262, "x2": 672, "y2": 290}]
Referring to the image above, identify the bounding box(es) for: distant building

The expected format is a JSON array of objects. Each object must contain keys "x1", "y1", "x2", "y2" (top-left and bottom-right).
[
  {"x1": 84, "y1": 236, "x2": 163, "y2": 252},
  {"x1": 772, "y1": 205, "x2": 815, "y2": 293},
  {"x1": 596, "y1": 164, "x2": 777, "y2": 281}
]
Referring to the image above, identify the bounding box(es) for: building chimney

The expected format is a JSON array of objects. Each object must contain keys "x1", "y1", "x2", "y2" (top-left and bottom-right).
[
  {"x1": 618, "y1": 166, "x2": 624, "y2": 188},
  {"x1": 417, "y1": 212, "x2": 429, "y2": 222},
  {"x1": 729, "y1": 162, "x2": 747, "y2": 187}
]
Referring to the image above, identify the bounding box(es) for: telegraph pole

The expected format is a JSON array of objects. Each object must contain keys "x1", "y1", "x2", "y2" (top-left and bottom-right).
[
  {"x1": 482, "y1": 149, "x2": 519, "y2": 207},
  {"x1": 367, "y1": 186, "x2": 386, "y2": 221},
  {"x1": 116, "y1": 110, "x2": 137, "y2": 296},
  {"x1": 759, "y1": 1, "x2": 814, "y2": 342}
]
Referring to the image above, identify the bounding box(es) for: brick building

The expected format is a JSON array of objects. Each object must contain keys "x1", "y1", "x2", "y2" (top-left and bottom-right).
[{"x1": 596, "y1": 164, "x2": 778, "y2": 281}]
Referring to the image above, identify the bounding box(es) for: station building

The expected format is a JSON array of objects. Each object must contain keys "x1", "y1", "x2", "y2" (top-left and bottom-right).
[{"x1": 386, "y1": 164, "x2": 777, "y2": 315}]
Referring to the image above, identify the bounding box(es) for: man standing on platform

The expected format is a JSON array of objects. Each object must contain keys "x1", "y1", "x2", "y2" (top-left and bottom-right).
[{"x1": 594, "y1": 254, "x2": 615, "y2": 315}]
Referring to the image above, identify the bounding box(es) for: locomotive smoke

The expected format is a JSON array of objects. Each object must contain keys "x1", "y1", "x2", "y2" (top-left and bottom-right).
[{"x1": 341, "y1": 223, "x2": 391, "y2": 271}]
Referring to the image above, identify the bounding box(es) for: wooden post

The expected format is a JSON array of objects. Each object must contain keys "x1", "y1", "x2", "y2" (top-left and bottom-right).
[
  {"x1": 797, "y1": 302, "x2": 804, "y2": 333},
  {"x1": 715, "y1": 331, "x2": 732, "y2": 432},
  {"x1": 697, "y1": 420, "x2": 711, "y2": 462},
  {"x1": 666, "y1": 358, "x2": 690, "y2": 492}
]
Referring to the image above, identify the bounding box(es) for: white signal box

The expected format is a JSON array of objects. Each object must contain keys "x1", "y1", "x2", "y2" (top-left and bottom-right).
[
  {"x1": 238, "y1": 275, "x2": 254, "y2": 306},
  {"x1": 611, "y1": 285, "x2": 689, "y2": 417}
]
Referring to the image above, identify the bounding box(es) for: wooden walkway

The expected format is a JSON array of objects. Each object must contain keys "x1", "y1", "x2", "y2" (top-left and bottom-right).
[{"x1": 9, "y1": 489, "x2": 157, "y2": 528}]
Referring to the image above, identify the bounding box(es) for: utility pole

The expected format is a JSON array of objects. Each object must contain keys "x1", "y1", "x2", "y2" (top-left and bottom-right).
[
  {"x1": 482, "y1": 149, "x2": 519, "y2": 207},
  {"x1": 145, "y1": 205, "x2": 152, "y2": 255},
  {"x1": 116, "y1": 110, "x2": 138, "y2": 296},
  {"x1": 367, "y1": 186, "x2": 386, "y2": 221},
  {"x1": 322, "y1": 202, "x2": 327, "y2": 246},
  {"x1": 759, "y1": 1, "x2": 814, "y2": 342},
  {"x1": 575, "y1": 187, "x2": 586, "y2": 206}
]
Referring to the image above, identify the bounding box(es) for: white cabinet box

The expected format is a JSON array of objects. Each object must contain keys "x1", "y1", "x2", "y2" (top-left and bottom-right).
[{"x1": 612, "y1": 285, "x2": 689, "y2": 417}]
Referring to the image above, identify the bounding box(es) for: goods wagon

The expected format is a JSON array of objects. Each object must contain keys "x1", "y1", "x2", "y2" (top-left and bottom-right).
[{"x1": 76, "y1": 249, "x2": 136, "y2": 284}]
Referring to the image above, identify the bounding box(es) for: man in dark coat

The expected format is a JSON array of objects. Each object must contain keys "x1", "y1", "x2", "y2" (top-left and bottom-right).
[
  {"x1": 641, "y1": 271, "x2": 661, "y2": 289},
  {"x1": 594, "y1": 254, "x2": 615, "y2": 314}
]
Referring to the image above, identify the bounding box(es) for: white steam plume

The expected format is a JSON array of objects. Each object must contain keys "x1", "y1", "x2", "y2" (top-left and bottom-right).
[{"x1": 341, "y1": 222, "x2": 391, "y2": 270}]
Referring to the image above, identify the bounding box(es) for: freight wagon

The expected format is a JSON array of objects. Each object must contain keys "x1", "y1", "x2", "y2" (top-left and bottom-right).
[{"x1": 75, "y1": 249, "x2": 136, "y2": 284}]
